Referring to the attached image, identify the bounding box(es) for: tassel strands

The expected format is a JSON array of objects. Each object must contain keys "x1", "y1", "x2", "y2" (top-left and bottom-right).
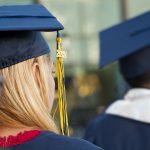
[{"x1": 55, "y1": 31, "x2": 69, "y2": 136}]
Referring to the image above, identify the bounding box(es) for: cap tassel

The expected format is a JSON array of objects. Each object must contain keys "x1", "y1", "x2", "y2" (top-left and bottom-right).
[{"x1": 54, "y1": 31, "x2": 69, "y2": 136}]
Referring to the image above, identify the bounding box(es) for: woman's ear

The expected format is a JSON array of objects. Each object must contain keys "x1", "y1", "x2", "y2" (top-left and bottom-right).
[{"x1": 32, "y1": 62, "x2": 40, "y2": 84}]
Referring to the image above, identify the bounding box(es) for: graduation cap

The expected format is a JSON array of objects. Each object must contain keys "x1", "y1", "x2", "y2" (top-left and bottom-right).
[
  {"x1": 0, "y1": 5, "x2": 69, "y2": 135},
  {"x1": 100, "y1": 11, "x2": 150, "y2": 79}
]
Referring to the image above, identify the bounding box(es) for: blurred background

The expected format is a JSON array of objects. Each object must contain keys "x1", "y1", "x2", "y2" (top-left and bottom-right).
[{"x1": 1, "y1": 0, "x2": 150, "y2": 137}]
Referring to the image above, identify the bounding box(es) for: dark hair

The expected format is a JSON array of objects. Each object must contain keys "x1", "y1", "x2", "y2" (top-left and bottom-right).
[{"x1": 122, "y1": 70, "x2": 150, "y2": 88}]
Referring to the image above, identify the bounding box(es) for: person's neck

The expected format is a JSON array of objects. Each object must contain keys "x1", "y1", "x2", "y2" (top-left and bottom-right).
[
  {"x1": 140, "y1": 84, "x2": 150, "y2": 89},
  {"x1": 0, "y1": 126, "x2": 37, "y2": 137}
]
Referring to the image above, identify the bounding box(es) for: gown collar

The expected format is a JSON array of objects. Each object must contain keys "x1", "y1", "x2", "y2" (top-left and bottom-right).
[
  {"x1": 0, "y1": 130, "x2": 41, "y2": 147},
  {"x1": 106, "y1": 88, "x2": 150, "y2": 124}
]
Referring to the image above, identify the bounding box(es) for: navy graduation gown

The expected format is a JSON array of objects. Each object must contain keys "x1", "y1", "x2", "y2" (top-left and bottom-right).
[
  {"x1": 4, "y1": 131, "x2": 103, "y2": 150},
  {"x1": 84, "y1": 114, "x2": 150, "y2": 150}
]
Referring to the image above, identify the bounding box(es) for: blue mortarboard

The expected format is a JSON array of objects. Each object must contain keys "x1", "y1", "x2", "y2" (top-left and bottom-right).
[
  {"x1": 0, "y1": 4, "x2": 63, "y2": 69},
  {"x1": 100, "y1": 11, "x2": 150, "y2": 79},
  {"x1": 0, "y1": 5, "x2": 63, "y2": 31}
]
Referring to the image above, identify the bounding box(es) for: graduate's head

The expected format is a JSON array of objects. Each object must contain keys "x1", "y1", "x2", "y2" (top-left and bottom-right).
[
  {"x1": 0, "y1": 5, "x2": 64, "y2": 132},
  {"x1": 0, "y1": 53, "x2": 57, "y2": 131},
  {"x1": 119, "y1": 46, "x2": 150, "y2": 88},
  {"x1": 100, "y1": 10, "x2": 150, "y2": 89}
]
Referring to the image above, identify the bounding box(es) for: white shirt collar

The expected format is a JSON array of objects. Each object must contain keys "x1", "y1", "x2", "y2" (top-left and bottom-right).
[{"x1": 106, "y1": 88, "x2": 150, "y2": 123}]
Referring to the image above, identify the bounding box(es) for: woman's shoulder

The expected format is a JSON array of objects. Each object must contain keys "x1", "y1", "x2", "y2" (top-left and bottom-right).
[{"x1": 26, "y1": 131, "x2": 103, "y2": 150}]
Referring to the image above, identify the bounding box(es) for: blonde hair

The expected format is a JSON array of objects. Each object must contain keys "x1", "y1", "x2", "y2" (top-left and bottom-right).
[{"x1": 0, "y1": 54, "x2": 57, "y2": 132}]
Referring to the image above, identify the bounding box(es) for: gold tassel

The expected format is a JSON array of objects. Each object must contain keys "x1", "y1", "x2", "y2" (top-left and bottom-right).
[{"x1": 55, "y1": 31, "x2": 69, "y2": 136}]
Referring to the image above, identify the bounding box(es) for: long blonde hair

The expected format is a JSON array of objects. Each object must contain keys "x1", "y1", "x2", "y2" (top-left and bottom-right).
[{"x1": 0, "y1": 54, "x2": 57, "y2": 132}]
